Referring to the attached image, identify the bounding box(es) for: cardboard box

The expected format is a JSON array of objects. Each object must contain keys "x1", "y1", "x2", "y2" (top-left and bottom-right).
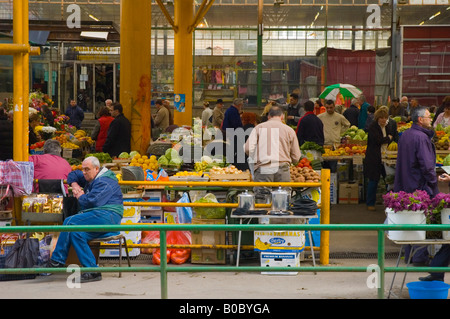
[
  {"x1": 191, "y1": 218, "x2": 226, "y2": 264},
  {"x1": 339, "y1": 182, "x2": 359, "y2": 204},
  {"x1": 254, "y1": 230, "x2": 305, "y2": 253},
  {"x1": 260, "y1": 252, "x2": 300, "y2": 275}
]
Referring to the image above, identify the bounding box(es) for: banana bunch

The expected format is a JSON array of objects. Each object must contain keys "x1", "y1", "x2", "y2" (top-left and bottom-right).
[
  {"x1": 255, "y1": 238, "x2": 271, "y2": 250},
  {"x1": 387, "y1": 141, "x2": 398, "y2": 151},
  {"x1": 74, "y1": 130, "x2": 87, "y2": 138},
  {"x1": 62, "y1": 142, "x2": 80, "y2": 149}
]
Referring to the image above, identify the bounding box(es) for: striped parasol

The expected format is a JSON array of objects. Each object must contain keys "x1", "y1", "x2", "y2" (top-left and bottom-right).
[{"x1": 319, "y1": 84, "x2": 362, "y2": 101}]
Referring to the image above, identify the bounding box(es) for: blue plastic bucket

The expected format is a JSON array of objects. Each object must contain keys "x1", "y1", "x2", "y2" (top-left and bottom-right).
[{"x1": 406, "y1": 281, "x2": 450, "y2": 299}]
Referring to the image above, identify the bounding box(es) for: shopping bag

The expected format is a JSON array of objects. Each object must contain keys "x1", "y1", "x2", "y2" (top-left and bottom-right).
[
  {"x1": 0, "y1": 161, "x2": 34, "y2": 196},
  {"x1": 63, "y1": 196, "x2": 79, "y2": 220},
  {"x1": 0, "y1": 235, "x2": 38, "y2": 281},
  {"x1": 176, "y1": 192, "x2": 193, "y2": 224},
  {"x1": 5, "y1": 237, "x2": 40, "y2": 269}
]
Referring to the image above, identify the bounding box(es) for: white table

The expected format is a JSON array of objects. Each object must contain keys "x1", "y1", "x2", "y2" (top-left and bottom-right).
[
  {"x1": 388, "y1": 239, "x2": 450, "y2": 299},
  {"x1": 230, "y1": 212, "x2": 318, "y2": 268}
]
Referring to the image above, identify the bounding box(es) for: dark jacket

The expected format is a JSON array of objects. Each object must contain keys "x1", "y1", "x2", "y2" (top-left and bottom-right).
[
  {"x1": 0, "y1": 118, "x2": 13, "y2": 160},
  {"x1": 221, "y1": 105, "x2": 242, "y2": 131},
  {"x1": 103, "y1": 113, "x2": 131, "y2": 158},
  {"x1": 65, "y1": 105, "x2": 85, "y2": 129},
  {"x1": 394, "y1": 123, "x2": 438, "y2": 197},
  {"x1": 363, "y1": 121, "x2": 391, "y2": 181},
  {"x1": 296, "y1": 112, "x2": 324, "y2": 147},
  {"x1": 343, "y1": 105, "x2": 360, "y2": 127}
]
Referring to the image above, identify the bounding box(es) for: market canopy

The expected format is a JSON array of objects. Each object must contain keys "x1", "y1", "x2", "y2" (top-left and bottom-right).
[{"x1": 319, "y1": 83, "x2": 362, "y2": 101}]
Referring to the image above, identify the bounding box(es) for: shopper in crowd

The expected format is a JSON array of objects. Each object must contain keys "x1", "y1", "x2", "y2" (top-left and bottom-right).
[
  {"x1": 260, "y1": 101, "x2": 276, "y2": 123},
  {"x1": 343, "y1": 98, "x2": 360, "y2": 127},
  {"x1": 105, "y1": 99, "x2": 113, "y2": 112},
  {"x1": 318, "y1": 100, "x2": 350, "y2": 146},
  {"x1": 314, "y1": 99, "x2": 326, "y2": 115},
  {"x1": 0, "y1": 107, "x2": 13, "y2": 161},
  {"x1": 65, "y1": 99, "x2": 84, "y2": 130},
  {"x1": 432, "y1": 96, "x2": 450, "y2": 127},
  {"x1": 236, "y1": 112, "x2": 257, "y2": 172},
  {"x1": 47, "y1": 156, "x2": 123, "y2": 283},
  {"x1": 318, "y1": 100, "x2": 350, "y2": 173},
  {"x1": 201, "y1": 101, "x2": 213, "y2": 127},
  {"x1": 152, "y1": 99, "x2": 170, "y2": 133},
  {"x1": 394, "y1": 106, "x2": 438, "y2": 266},
  {"x1": 284, "y1": 93, "x2": 304, "y2": 127},
  {"x1": 28, "y1": 139, "x2": 72, "y2": 193},
  {"x1": 363, "y1": 108, "x2": 393, "y2": 211},
  {"x1": 364, "y1": 105, "x2": 375, "y2": 131},
  {"x1": 91, "y1": 106, "x2": 114, "y2": 152},
  {"x1": 41, "y1": 104, "x2": 54, "y2": 127},
  {"x1": 433, "y1": 102, "x2": 450, "y2": 129},
  {"x1": 222, "y1": 98, "x2": 243, "y2": 131},
  {"x1": 162, "y1": 99, "x2": 174, "y2": 126},
  {"x1": 419, "y1": 173, "x2": 450, "y2": 282},
  {"x1": 357, "y1": 94, "x2": 369, "y2": 130},
  {"x1": 103, "y1": 103, "x2": 131, "y2": 158},
  {"x1": 212, "y1": 99, "x2": 225, "y2": 128},
  {"x1": 29, "y1": 112, "x2": 41, "y2": 146},
  {"x1": 389, "y1": 98, "x2": 407, "y2": 120},
  {"x1": 401, "y1": 96, "x2": 410, "y2": 114},
  {"x1": 296, "y1": 100, "x2": 324, "y2": 147},
  {"x1": 245, "y1": 106, "x2": 301, "y2": 202},
  {"x1": 222, "y1": 98, "x2": 244, "y2": 166}
]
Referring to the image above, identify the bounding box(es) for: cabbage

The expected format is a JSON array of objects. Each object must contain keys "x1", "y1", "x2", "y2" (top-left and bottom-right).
[
  {"x1": 158, "y1": 155, "x2": 169, "y2": 166},
  {"x1": 129, "y1": 151, "x2": 139, "y2": 158},
  {"x1": 169, "y1": 157, "x2": 182, "y2": 166},
  {"x1": 165, "y1": 148, "x2": 179, "y2": 161},
  {"x1": 444, "y1": 154, "x2": 450, "y2": 166},
  {"x1": 194, "y1": 194, "x2": 226, "y2": 219},
  {"x1": 201, "y1": 156, "x2": 213, "y2": 164},
  {"x1": 118, "y1": 152, "x2": 129, "y2": 159}
]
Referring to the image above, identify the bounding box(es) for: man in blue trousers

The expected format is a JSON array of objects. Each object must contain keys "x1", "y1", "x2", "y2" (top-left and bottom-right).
[{"x1": 47, "y1": 156, "x2": 123, "y2": 283}]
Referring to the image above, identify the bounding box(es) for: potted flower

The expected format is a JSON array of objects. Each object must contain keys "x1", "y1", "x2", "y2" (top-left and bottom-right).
[
  {"x1": 428, "y1": 193, "x2": 450, "y2": 239},
  {"x1": 382, "y1": 190, "x2": 430, "y2": 241}
]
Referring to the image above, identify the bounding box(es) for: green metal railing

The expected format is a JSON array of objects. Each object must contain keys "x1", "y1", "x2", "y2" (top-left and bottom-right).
[{"x1": 1, "y1": 223, "x2": 450, "y2": 299}]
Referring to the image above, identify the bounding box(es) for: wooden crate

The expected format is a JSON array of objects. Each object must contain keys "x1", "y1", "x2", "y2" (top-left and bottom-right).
[{"x1": 208, "y1": 170, "x2": 251, "y2": 182}]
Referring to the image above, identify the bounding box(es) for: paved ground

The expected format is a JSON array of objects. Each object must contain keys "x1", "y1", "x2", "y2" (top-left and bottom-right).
[{"x1": 0, "y1": 203, "x2": 441, "y2": 301}]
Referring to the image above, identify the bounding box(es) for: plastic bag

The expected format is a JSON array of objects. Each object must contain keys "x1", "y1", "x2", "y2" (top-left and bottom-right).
[
  {"x1": 151, "y1": 231, "x2": 191, "y2": 265},
  {"x1": 176, "y1": 192, "x2": 193, "y2": 224},
  {"x1": 141, "y1": 231, "x2": 160, "y2": 254}
]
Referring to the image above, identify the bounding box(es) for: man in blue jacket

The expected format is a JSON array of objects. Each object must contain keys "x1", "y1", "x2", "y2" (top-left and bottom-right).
[
  {"x1": 65, "y1": 99, "x2": 84, "y2": 130},
  {"x1": 47, "y1": 156, "x2": 123, "y2": 283}
]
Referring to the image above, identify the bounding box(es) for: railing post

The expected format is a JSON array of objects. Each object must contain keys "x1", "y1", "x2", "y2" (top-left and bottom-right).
[
  {"x1": 377, "y1": 229, "x2": 385, "y2": 299},
  {"x1": 320, "y1": 169, "x2": 331, "y2": 265},
  {"x1": 160, "y1": 230, "x2": 168, "y2": 299}
]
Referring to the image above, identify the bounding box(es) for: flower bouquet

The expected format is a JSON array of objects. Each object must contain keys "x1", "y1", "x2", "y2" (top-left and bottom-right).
[
  {"x1": 427, "y1": 193, "x2": 450, "y2": 239},
  {"x1": 36, "y1": 125, "x2": 57, "y2": 140},
  {"x1": 382, "y1": 190, "x2": 431, "y2": 213},
  {"x1": 383, "y1": 190, "x2": 430, "y2": 240}
]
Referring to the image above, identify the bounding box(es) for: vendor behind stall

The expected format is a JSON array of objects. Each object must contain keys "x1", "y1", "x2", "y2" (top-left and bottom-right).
[{"x1": 29, "y1": 139, "x2": 72, "y2": 193}]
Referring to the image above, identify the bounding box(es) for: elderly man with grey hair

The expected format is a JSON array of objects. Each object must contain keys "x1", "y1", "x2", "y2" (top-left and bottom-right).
[
  {"x1": 47, "y1": 156, "x2": 124, "y2": 283},
  {"x1": 29, "y1": 139, "x2": 72, "y2": 193}
]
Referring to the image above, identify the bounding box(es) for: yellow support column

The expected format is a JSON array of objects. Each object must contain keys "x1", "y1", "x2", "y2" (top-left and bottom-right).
[
  {"x1": 173, "y1": 0, "x2": 194, "y2": 126},
  {"x1": 320, "y1": 169, "x2": 331, "y2": 265},
  {"x1": 120, "y1": 0, "x2": 152, "y2": 155},
  {"x1": 13, "y1": 0, "x2": 24, "y2": 161},
  {"x1": 22, "y1": 0, "x2": 29, "y2": 159}
]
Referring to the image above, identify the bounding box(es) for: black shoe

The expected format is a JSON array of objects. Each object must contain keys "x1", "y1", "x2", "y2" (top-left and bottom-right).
[
  {"x1": 80, "y1": 272, "x2": 102, "y2": 283},
  {"x1": 418, "y1": 275, "x2": 443, "y2": 282},
  {"x1": 47, "y1": 259, "x2": 66, "y2": 268}
]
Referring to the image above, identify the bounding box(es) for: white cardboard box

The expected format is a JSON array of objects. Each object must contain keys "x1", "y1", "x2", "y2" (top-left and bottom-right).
[
  {"x1": 254, "y1": 230, "x2": 305, "y2": 253},
  {"x1": 260, "y1": 252, "x2": 300, "y2": 275}
]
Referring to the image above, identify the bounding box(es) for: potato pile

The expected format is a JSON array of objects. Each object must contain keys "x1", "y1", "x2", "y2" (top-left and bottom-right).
[{"x1": 290, "y1": 166, "x2": 320, "y2": 183}]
